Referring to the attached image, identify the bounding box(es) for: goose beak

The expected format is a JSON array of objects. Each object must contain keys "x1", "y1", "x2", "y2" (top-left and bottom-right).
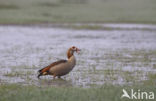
[{"x1": 76, "y1": 48, "x2": 81, "y2": 54}]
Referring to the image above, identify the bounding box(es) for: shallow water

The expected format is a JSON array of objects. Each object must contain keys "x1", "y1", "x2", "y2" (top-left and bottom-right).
[{"x1": 0, "y1": 24, "x2": 156, "y2": 87}]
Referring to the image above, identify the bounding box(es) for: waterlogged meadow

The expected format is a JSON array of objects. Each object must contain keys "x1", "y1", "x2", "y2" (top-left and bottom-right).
[
  {"x1": 0, "y1": 0, "x2": 156, "y2": 100},
  {"x1": 0, "y1": 24, "x2": 156, "y2": 88}
]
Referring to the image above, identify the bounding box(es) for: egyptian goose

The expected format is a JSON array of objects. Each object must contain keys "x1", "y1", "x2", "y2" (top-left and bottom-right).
[{"x1": 37, "y1": 46, "x2": 80, "y2": 79}]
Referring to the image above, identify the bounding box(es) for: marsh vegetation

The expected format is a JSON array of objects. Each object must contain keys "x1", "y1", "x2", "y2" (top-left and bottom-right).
[
  {"x1": 0, "y1": 24, "x2": 156, "y2": 87},
  {"x1": 0, "y1": 0, "x2": 156, "y2": 24},
  {"x1": 0, "y1": 0, "x2": 156, "y2": 100}
]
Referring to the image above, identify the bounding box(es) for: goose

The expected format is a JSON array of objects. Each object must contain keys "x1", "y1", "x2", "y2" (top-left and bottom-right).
[{"x1": 37, "y1": 46, "x2": 80, "y2": 79}]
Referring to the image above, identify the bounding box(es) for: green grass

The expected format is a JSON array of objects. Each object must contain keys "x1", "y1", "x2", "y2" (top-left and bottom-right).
[
  {"x1": 4, "y1": 70, "x2": 33, "y2": 77},
  {"x1": 0, "y1": 84, "x2": 155, "y2": 101},
  {"x1": 0, "y1": 4, "x2": 19, "y2": 9},
  {"x1": 0, "y1": 0, "x2": 156, "y2": 24}
]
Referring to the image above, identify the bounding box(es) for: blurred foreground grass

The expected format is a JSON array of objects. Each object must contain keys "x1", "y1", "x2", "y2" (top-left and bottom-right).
[
  {"x1": 0, "y1": 84, "x2": 155, "y2": 101},
  {"x1": 0, "y1": 0, "x2": 156, "y2": 24}
]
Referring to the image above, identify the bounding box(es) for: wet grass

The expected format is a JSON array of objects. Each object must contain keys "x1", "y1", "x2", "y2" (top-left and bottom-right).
[
  {"x1": 153, "y1": 64, "x2": 156, "y2": 69},
  {"x1": 0, "y1": 0, "x2": 156, "y2": 24},
  {"x1": 103, "y1": 49, "x2": 156, "y2": 67},
  {"x1": 1, "y1": 46, "x2": 156, "y2": 86},
  {"x1": 36, "y1": 2, "x2": 60, "y2": 8},
  {"x1": 0, "y1": 25, "x2": 156, "y2": 88},
  {"x1": 142, "y1": 73, "x2": 156, "y2": 85},
  {"x1": 147, "y1": 73, "x2": 156, "y2": 81},
  {"x1": 66, "y1": 24, "x2": 104, "y2": 30},
  {"x1": 4, "y1": 70, "x2": 33, "y2": 77},
  {"x1": 59, "y1": 24, "x2": 156, "y2": 30},
  {"x1": 0, "y1": 84, "x2": 155, "y2": 101},
  {"x1": 0, "y1": 4, "x2": 19, "y2": 9}
]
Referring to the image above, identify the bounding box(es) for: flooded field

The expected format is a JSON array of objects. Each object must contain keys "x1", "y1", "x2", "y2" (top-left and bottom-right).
[{"x1": 0, "y1": 24, "x2": 156, "y2": 87}]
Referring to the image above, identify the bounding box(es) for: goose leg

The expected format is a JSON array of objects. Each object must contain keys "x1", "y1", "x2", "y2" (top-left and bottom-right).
[{"x1": 53, "y1": 75, "x2": 56, "y2": 79}]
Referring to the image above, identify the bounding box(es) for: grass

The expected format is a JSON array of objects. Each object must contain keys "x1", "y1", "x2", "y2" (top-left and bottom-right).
[
  {"x1": 0, "y1": 25, "x2": 155, "y2": 100},
  {"x1": 4, "y1": 70, "x2": 33, "y2": 77},
  {"x1": 0, "y1": 84, "x2": 155, "y2": 101},
  {"x1": 0, "y1": 4, "x2": 19, "y2": 9},
  {"x1": 65, "y1": 24, "x2": 104, "y2": 30},
  {"x1": 0, "y1": 0, "x2": 156, "y2": 24},
  {"x1": 142, "y1": 73, "x2": 156, "y2": 86},
  {"x1": 147, "y1": 73, "x2": 156, "y2": 81},
  {"x1": 103, "y1": 49, "x2": 156, "y2": 67},
  {"x1": 1, "y1": 45, "x2": 155, "y2": 86}
]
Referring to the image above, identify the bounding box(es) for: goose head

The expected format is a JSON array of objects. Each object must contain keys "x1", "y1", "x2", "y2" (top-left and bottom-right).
[{"x1": 67, "y1": 46, "x2": 80, "y2": 59}]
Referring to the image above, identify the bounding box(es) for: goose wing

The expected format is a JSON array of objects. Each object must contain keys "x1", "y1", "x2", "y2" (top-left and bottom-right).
[{"x1": 38, "y1": 60, "x2": 67, "y2": 78}]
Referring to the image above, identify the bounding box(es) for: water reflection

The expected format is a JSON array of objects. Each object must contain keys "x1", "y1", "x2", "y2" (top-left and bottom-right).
[{"x1": 38, "y1": 78, "x2": 73, "y2": 87}]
